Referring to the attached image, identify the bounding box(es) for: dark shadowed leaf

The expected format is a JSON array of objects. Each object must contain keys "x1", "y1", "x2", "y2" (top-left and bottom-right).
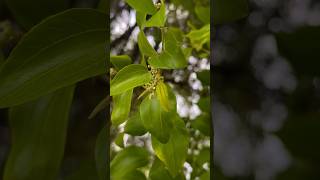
[
  {"x1": 5, "y1": 0, "x2": 67, "y2": 29},
  {"x1": 111, "y1": 146, "x2": 149, "y2": 179},
  {"x1": 111, "y1": 89, "x2": 133, "y2": 125},
  {"x1": 148, "y1": 28, "x2": 187, "y2": 69},
  {"x1": 0, "y1": 9, "x2": 108, "y2": 108},
  {"x1": 191, "y1": 113, "x2": 211, "y2": 136},
  {"x1": 213, "y1": 0, "x2": 249, "y2": 24},
  {"x1": 88, "y1": 96, "x2": 109, "y2": 119},
  {"x1": 125, "y1": 0, "x2": 157, "y2": 15},
  {"x1": 197, "y1": 70, "x2": 210, "y2": 86},
  {"x1": 97, "y1": 0, "x2": 108, "y2": 13},
  {"x1": 124, "y1": 113, "x2": 147, "y2": 136},
  {"x1": 95, "y1": 126, "x2": 107, "y2": 180},
  {"x1": 110, "y1": 55, "x2": 132, "y2": 70},
  {"x1": 140, "y1": 95, "x2": 172, "y2": 143},
  {"x1": 3, "y1": 86, "x2": 74, "y2": 180},
  {"x1": 152, "y1": 115, "x2": 189, "y2": 177},
  {"x1": 110, "y1": 64, "x2": 152, "y2": 96}
]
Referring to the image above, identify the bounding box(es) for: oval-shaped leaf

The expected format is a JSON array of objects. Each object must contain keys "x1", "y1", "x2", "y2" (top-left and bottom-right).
[
  {"x1": 3, "y1": 86, "x2": 75, "y2": 180},
  {"x1": 111, "y1": 89, "x2": 133, "y2": 125},
  {"x1": 156, "y1": 82, "x2": 170, "y2": 111},
  {"x1": 111, "y1": 146, "x2": 149, "y2": 179},
  {"x1": 145, "y1": 2, "x2": 166, "y2": 27},
  {"x1": 138, "y1": 31, "x2": 158, "y2": 57},
  {"x1": 148, "y1": 28, "x2": 187, "y2": 69},
  {"x1": 124, "y1": 113, "x2": 147, "y2": 136},
  {"x1": 110, "y1": 64, "x2": 151, "y2": 96},
  {"x1": 0, "y1": 9, "x2": 108, "y2": 108},
  {"x1": 140, "y1": 95, "x2": 172, "y2": 143},
  {"x1": 5, "y1": 0, "x2": 67, "y2": 29},
  {"x1": 125, "y1": 0, "x2": 157, "y2": 15},
  {"x1": 152, "y1": 115, "x2": 189, "y2": 177}
]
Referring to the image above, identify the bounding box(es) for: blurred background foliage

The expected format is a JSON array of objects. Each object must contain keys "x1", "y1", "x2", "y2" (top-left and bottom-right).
[
  {"x1": 0, "y1": 0, "x2": 107, "y2": 179},
  {"x1": 213, "y1": 0, "x2": 320, "y2": 179},
  {"x1": 110, "y1": 0, "x2": 210, "y2": 179}
]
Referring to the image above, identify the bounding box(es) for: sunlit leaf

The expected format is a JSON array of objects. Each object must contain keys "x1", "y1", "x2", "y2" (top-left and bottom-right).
[
  {"x1": 125, "y1": 0, "x2": 157, "y2": 15},
  {"x1": 3, "y1": 86, "x2": 75, "y2": 180},
  {"x1": 149, "y1": 158, "x2": 185, "y2": 180},
  {"x1": 148, "y1": 28, "x2": 187, "y2": 69},
  {"x1": 145, "y1": 1, "x2": 166, "y2": 27},
  {"x1": 156, "y1": 82, "x2": 170, "y2": 111},
  {"x1": 136, "y1": 11, "x2": 147, "y2": 28},
  {"x1": 115, "y1": 132, "x2": 125, "y2": 148},
  {"x1": 140, "y1": 95, "x2": 172, "y2": 143},
  {"x1": 111, "y1": 146, "x2": 149, "y2": 179},
  {"x1": 138, "y1": 31, "x2": 158, "y2": 57},
  {"x1": 110, "y1": 64, "x2": 152, "y2": 96},
  {"x1": 187, "y1": 24, "x2": 210, "y2": 51},
  {"x1": 152, "y1": 115, "x2": 189, "y2": 177},
  {"x1": 0, "y1": 9, "x2": 108, "y2": 108},
  {"x1": 111, "y1": 89, "x2": 133, "y2": 125}
]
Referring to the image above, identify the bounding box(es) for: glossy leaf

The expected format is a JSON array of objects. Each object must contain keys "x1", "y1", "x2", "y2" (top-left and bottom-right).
[
  {"x1": 124, "y1": 113, "x2": 147, "y2": 136},
  {"x1": 136, "y1": 11, "x2": 147, "y2": 28},
  {"x1": 156, "y1": 82, "x2": 170, "y2": 111},
  {"x1": 125, "y1": 0, "x2": 157, "y2": 15},
  {"x1": 3, "y1": 86, "x2": 75, "y2": 180},
  {"x1": 95, "y1": 126, "x2": 108, "y2": 180},
  {"x1": 145, "y1": 2, "x2": 166, "y2": 27},
  {"x1": 111, "y1": 89, "x2": 133, "y2": 125},
  {"x1": 5, "y1": 0, "x2": 67, "y2": 29},
  {"x1": 152, "y1": 115, "x2": 189, "y2": 177},
  {"x1": 187, "y1": 24, "x2": 210, "y2": 51},
  {"x1": 140, "y1": 95, "x2": 172, "y2": 143},
  {"x1": 0, "y1": 9, "x2": 108, "y2": 108},
  {"x1": 138, "y1": 31, "x2": 158, "y2": 57},
  {"x1": 111, "y1": 55, "x2": 132, "y2": 70},
  {"x1": 213, "y1": 0, "x2": 249, "y2": 24},
  {"x1": 111, "y1": 146, "x2": 149, "y2": 179},
  {"x1": 148, "y1": 28, "x2": 187, "y2": 69},
  {"x1": 110, "y1": 64, "x2": 151, "y2": 96},
  {"x1": 149, "y1": 158, "x2": 185, "y2": 180}
]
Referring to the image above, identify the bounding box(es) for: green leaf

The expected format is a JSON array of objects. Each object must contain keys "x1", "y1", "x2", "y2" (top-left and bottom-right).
[
  {"x1": 0, "y1": 50, "x2": 4, "y2": 67},
  {"x1": 200, "y1": 171, "x2": 210, "y2": 180},
  {"x1": 140, "y1": 95, "x2": 172, "y2": 143},
  {"x1": 195, "y1": 148, "x2": 210, "y2": 166},
  {"x1": 111, "y1": 89, "x2": 133, "y2": 125},
  {"x1": 197, "y1": 70, "x2": 210, "y2": 86},
  {"x1": 145, "y1": 2, "x2": 166, "y2": 27},
  {"x1": 95, "y1": 126, "x2": 108, "y2": 180},
  {"x1": 5, "y1": 0, "x2": 67, "y2": 29},
  {"x1": 213, "y1": 0, "x2": 249, "y2": 24},
  {"x1": 149, "y1": 158, "x2": 185, "y2": 180},
  {"x1": 97, "y1": 0, "x2": 108, "y2": 13},
  {"x1": 125, "y1": 0, "x2": 157, "y2": 15},
  {"x1": 65, "y1": 160, "x2": 99, "y2": 180},
  {"x1": 195, "y1": 6, "x2": 210, "y2": 24},
  {"x1": 3, "y1": 86, "x2": 75, "y2": 180},
  {"x1": 191, "y1": 113, "x2": 211, "y2": 136},
  {"x1": 156, "y1": 81, "x2": 170, "y2": 111},
  {"x1": 115, "y1": 132, "x2": 125, "y2": 148},
  {"x1": 111, "y1": 55, "x2": 132, "y2": 70},
  {"x1": 148, "y1": 28, "x2": 187, "y2": 69},
  {"x1": 136, "y1": 11, "x2": 147, "y2": 28},
  {"x1": 0, "y1": 9, "x2": 108, "y2": 108},
  {"x1": 187, "y1": 24, "x2": 210, "y2": 51},
  {"x1": 124, "y1": 113, "x2": 147, "y2": 136},
  {"x1": 110, "y1": 64, "x2": 152, "y2": 96},
  {"x1": 198, "y1": 96, "x2": 210, "y2": 113},
  {"x1": 111, "y1": 146, "x2": 149, "y2": 179},
  {"x1": 138, "y1": 31, "x2": 158, "y2": 57},
  {"x1": 152, "y1": 115, "x2": 189, "y2": 177},
  {"x1": 120, "y1": 170, "x2": 147, "y2": 180}
]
